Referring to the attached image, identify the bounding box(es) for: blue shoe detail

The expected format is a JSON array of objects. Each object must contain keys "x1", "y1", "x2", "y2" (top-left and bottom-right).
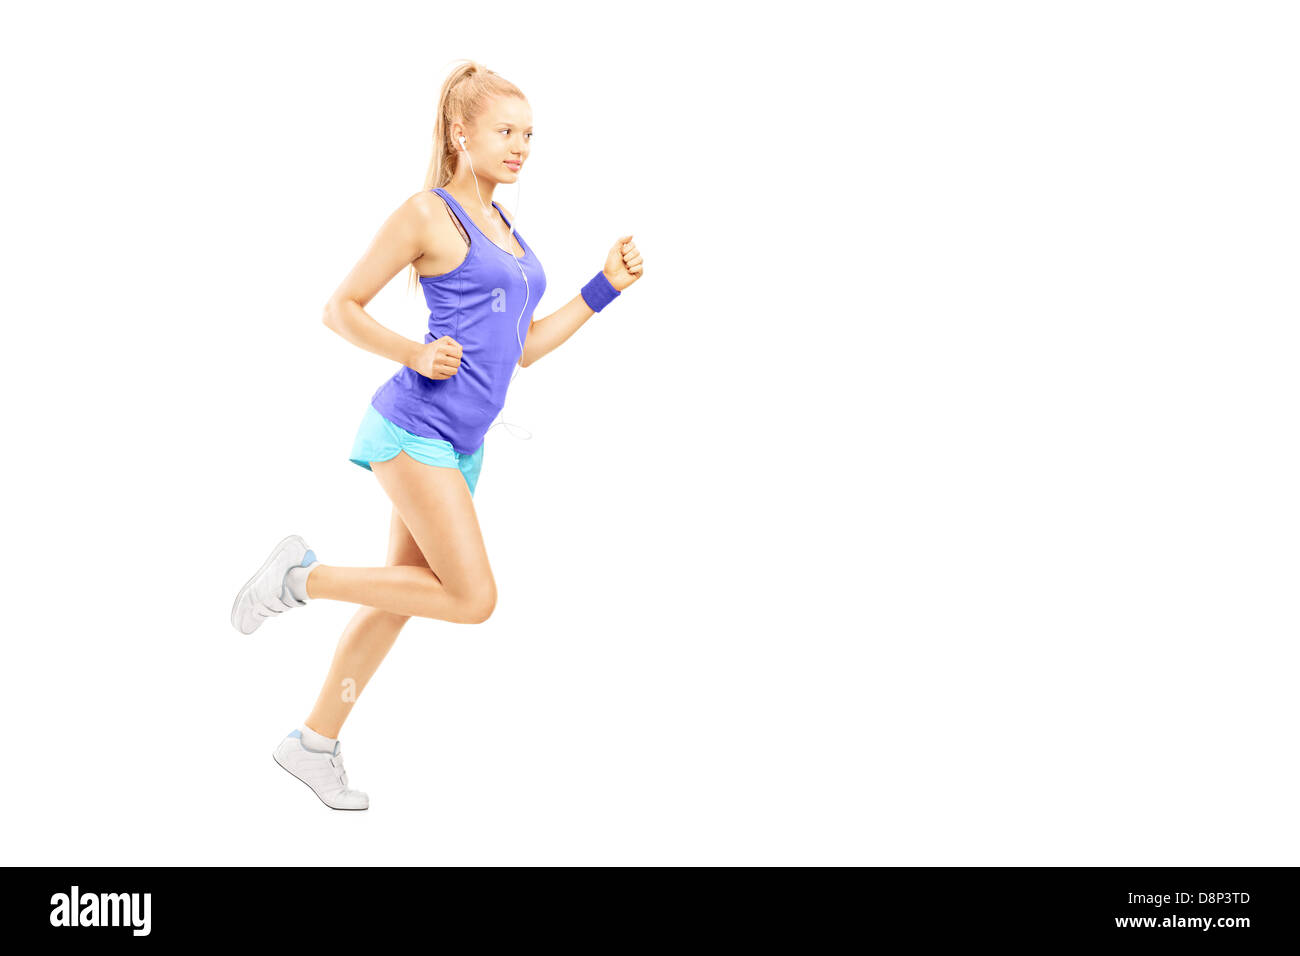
[
  {"x1": 288, "y1": 729, "x2": 302, "y2": 739},
  {"x1": 301, "y1": 550, "x2": 317, "y2": 566}
]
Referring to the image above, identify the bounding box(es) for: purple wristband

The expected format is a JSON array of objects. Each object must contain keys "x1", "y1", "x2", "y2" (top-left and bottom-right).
[{"x1": 580, "y1": 271, "x2": 621, "y2": 312}]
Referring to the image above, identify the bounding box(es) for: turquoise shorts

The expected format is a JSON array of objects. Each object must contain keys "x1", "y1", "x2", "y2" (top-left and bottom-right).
[{"x1": 349, "y1": 404, "x2": 484, "y2": 496}]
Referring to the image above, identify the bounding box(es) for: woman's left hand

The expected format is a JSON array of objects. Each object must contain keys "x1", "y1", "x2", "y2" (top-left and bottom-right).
[{"x1": 603, "y1": 234, "x2": 644, "y2": 291}]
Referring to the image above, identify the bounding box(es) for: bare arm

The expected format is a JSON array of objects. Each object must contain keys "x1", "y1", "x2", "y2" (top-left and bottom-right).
[
  {"x1": 494, "y1": 198, "x2": 597, "y2": 368},
  {"x1": 321, "y1": 191, "x2": 443, "y2": 370},
  {"x1": 519, "y1": 231, "x2": 644, "y2": 368},
  {"x1": 518, "y1": 294, "x2": 596, "y2": 367}
]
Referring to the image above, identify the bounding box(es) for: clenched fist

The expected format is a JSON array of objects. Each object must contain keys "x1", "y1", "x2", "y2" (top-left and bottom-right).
[
  {"x1": 412, "y1": 335, "x2": 463, "y2": 380},
  {"x1": 602, "y1": 234, "x2": 644, "y2": 292}
]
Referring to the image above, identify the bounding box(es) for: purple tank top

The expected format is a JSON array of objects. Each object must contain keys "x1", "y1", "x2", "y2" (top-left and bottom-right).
[{"x1": 370, "y1": 187, "x2": 547, "y2": 454}]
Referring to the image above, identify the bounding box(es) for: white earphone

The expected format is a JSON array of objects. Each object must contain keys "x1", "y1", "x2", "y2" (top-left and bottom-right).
[{"x1": 456, "y1": 132, "x2": 532, "y2": 441}]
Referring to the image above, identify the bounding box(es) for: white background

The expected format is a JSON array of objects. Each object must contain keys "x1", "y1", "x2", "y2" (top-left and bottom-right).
[{"x1": 2, "y1": 0, "x2": 1296, "y2": 865}]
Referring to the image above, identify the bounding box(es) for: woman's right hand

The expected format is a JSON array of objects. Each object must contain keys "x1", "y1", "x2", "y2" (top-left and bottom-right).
[{"x1": 411, "y1": 336, "x2": 463, "y2": 380}]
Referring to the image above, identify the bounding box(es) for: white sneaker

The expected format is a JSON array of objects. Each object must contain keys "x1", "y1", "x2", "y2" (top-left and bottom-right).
[
  {"x1": 230, "y1": 534, "x2": 316, "y2": 634},
  {"x1": 272, "y1": 730, "x2": 370, "y2": 810}
]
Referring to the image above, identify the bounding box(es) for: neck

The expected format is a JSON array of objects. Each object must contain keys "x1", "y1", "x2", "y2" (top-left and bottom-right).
[{"x1": 446, "y1": 165, "x2": 497, "y2": 216}]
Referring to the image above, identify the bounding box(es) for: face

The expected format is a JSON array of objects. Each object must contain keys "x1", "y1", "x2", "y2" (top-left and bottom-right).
[{"x1": 460, "y1": 97, "x2": 533, "y2": 180}]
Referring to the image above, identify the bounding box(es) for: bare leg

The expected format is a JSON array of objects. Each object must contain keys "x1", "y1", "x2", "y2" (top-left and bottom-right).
[
  {"x1": 305, "y1": 450, "x2": 497, "y2": 624},
  {"x1": 302, "y1": 506, "x2": 423, "y2": 739},
  {"x1": 300, "y1": 450, "x2": 497, "y2": 738},
  {"x1": 305, "y1": 564, "x2": 480, "y2": 622}
]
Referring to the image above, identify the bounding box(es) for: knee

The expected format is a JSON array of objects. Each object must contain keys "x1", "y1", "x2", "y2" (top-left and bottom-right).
[{"x1": 461, "y1": 580, "x2": 498, "y2": 624}]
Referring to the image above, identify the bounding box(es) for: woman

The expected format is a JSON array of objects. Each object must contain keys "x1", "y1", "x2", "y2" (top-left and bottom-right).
[{"x1": 229, "y1": 61, "x2": 644, "y2": 810}]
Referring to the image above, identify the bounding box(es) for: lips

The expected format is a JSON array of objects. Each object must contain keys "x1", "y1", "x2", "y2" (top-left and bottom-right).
[{"x1": 504, "y1": 161, "x2": 521, "y2": 170}]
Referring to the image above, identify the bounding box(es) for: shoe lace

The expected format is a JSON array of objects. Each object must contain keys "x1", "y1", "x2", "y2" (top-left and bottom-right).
[{"x1": 329, "y1": 753, "x2": 350, "y2": 789}]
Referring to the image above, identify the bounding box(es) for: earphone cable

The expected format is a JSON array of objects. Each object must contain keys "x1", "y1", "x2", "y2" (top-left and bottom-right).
[{"x1": 461, "y1": 136, "x2": 532, "y2": 441}]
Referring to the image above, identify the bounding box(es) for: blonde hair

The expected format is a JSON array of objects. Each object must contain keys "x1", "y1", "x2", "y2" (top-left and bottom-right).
[{"x1": 408, "y1": 60, "x2": 527, "y2": 293}]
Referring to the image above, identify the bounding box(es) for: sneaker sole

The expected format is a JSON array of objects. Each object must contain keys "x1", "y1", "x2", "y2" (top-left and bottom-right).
[
  {"x1": 272, "y1": 751, "x2": 369, "y2": 811},
  {"x1": 230, "y1": 534, "x2": 308, "y2": 634}
]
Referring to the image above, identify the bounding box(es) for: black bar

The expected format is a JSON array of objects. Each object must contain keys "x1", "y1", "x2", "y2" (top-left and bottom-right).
[{"x1": 7, "y1": 866, "x2": 1297, "y2": 943}]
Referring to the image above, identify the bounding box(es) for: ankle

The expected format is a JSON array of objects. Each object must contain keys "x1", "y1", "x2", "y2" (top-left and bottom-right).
[
  {"x1": 302, "y1": 561, "x2": 321, "y2": 599},
  {"x1": 285, "y1": 561, "x2": 321, "y2": 603},
  {"x1": 300, "y1": 722, "x2": 339, "y2": 753}
]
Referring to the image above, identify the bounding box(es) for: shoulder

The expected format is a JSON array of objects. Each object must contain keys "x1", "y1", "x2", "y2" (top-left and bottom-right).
[
  {"x1": 395, "y1": 190, "x2": 461, "y2": 243},
  {"x1": 381, "y1": 190, "x2": 461, "y2": 261},
  {"x1": 406, "y1": 187, "x2": 450, "y2": 220},
  {"x1": 494, "y1": 200, "x2": 516, "y2": 221}
]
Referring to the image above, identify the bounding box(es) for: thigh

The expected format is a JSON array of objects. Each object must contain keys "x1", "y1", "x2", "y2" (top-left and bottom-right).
[
  {"x1": 370, "y1": 449, "x2": 493, "y2": 601},
  {"x1": 386, "y1": 505, "x2": 433, "y2": 575}
]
